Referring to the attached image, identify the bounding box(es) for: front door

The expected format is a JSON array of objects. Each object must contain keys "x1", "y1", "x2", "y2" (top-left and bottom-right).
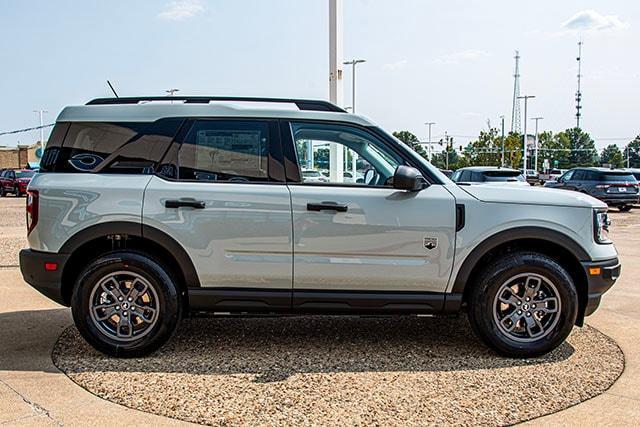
[
  {"x1": 143, "y1": 119, "x2": 293, "y2": 309},
  {"x1": 284, "y1": 121, "x2": 456, "y2": 310}
]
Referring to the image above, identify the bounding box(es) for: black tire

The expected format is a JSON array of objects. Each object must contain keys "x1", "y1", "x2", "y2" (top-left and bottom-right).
[
  {"x1": 13, "y1": 185, "x2": 20, "y2": 196},
  {"x1": 71, "y1": 251, "x2": 182, "y2": 357},
  {"x1": 468, "y1": 251, "x2": 578, "y2": 357},
  {"x1": 618, "y1": 205, "x2": 632, "y2": 212},
  {"x1": 0, "y1": 186, "x2": 4, "y2": 197}
]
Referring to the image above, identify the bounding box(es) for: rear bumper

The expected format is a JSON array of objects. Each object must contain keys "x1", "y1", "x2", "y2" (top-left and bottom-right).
[
  {"x1": 19, "y1": 249, "x2": 70, "y2": 306},
  {"x1": 596, "y1": 194, "x2": 639, "y2": 205},
  {"x1": 581, "y1": 257, "x2": 620, "y2": 317}
]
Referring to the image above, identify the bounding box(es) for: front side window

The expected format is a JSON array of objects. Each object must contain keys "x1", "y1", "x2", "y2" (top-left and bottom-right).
[
  {"x1": 290, "y1": 122, "x2": 402, "y2": 186},
  {"x1": 178, "y1": 120, "x2": 269, "y2": 182}
]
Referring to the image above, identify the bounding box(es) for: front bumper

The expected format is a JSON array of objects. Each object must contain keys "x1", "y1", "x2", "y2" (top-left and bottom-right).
[
  {"x1": 581, "y1": 257, "x2": 620, "y2": 317},
  {"x1": 19, "y1": 249, "x2": 70, "y2": 306}
]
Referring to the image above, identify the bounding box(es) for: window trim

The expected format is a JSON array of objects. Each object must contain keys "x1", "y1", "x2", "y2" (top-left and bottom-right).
[
  {"x1": 280, "y1": 119, "x2": 439, "y2": 188},
  {"x1": 156, "y1": 118, "x2": 286, "y2": 185}
]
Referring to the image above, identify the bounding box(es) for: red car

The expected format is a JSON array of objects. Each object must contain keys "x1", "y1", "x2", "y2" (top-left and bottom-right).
[{"x1": 0, "y1": 169, "x2": 36, "y2": 197}]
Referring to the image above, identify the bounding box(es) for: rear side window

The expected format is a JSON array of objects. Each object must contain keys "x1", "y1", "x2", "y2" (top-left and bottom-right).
[
  {"x1": 601, "y1": 172, "x2": 637, "y2": 182},
  {"x1": 482, "y1": 171, "x2": 525, "y2": 182},
  {"x1": 39, "y1": 120, "x2": 183, "y2": 174},
  {"x1": 571, "y1": 170, "x2": 586, "y2": 181},
  {"x1": 177, "y1": 120, "x2": 270, "y2": 182}
]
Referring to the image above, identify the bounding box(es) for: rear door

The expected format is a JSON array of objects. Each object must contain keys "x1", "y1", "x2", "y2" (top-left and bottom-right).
[
  {"x1": 142, "y1": 119, "x2": 293, "y2": 310},
  {"x1": 282, "y1": 121, "x2": 456, "y2": 311}
]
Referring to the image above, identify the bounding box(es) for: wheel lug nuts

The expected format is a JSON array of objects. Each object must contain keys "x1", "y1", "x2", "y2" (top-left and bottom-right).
[
  {"x1": 526, "y1": 312, "x2": 531, "y2": 317},
  {"x1": 525, "y1": 297, "x2": 530, "y2": 302},
  {"x1": 123, "y1": 311, "x2": 128, "y2": 317},
  {"x1": 532, "y1": 304, "x2": 537, "y2": 309},
  {"x1": 128, "y1": 297, "x2": 133, "y2": 302},
  {"x1": 115, "y1": 306, "x2": 120, "y2": 310},
  {"x1": 131, "y1": 306, "x2": 136, "y2": 311},
  {"x1": 118, "y1": 296, "x2": 123, "y2": 301},
  {"x1": 517, "y1": 301, "x2": 522, "y2": 305},
  {"x1": 517, "y1": 310, "x2": 523, "y2": 315}
]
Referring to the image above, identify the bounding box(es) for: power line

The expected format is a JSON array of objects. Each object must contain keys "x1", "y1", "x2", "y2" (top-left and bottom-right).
[{"x1": 0, "y1": 123, "x2": 54, "y2": 137}]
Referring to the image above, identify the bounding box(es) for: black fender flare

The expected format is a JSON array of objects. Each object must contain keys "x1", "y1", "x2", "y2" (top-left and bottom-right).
[
  {"x1": 451, "y1": 226, "x2": 590, "y2": 295},
  {"x1": 59, "y1": 221, "x2": 200, "y2": 287}
]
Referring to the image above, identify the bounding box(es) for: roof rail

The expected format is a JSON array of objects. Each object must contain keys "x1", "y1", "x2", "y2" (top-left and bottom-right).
[{"x1": 85, "y1": 96, "x2": 347, "y2": 113}]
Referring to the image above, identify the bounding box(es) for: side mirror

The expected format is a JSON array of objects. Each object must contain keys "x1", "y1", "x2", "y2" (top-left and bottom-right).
[{"x1": 393, "y1": 165, "x2": 426, "y2": 191}]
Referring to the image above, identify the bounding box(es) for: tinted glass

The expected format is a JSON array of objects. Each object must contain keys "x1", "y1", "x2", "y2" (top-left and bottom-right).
[
  {"x1": 584, "y1": 171, "x2": 600, "y2": 180},
  {"x1": 178, "y1": 120, "x2": 269, "y2": 182},
  {"x1": 16, "y1": 171, "x2": 35, "y2": 178},
  {"x1": 40, "y1": 120, "x2": 181, "y2": 174},
  {"x1": 601, "y1": 172, "x2": 637, "y2": 182},
  {"x1": 572, "y1": 170, "x2": 586, "y2": 180},
  {"x1": 482, "y1": 171, "x2": 525, "y2": 182},
  {"x1": 290, "y1": 122, "x2": 402, "y2": 186}
]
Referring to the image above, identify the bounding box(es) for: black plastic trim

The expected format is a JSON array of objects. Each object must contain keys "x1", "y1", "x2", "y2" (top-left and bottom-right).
[
  {"x1": 455, "y1": 204, "x2": 465, "y2": 232},
  {"x1": 582, "y1": 257, "x2": 620, "y2": 317},
  {"x1": 451, "y1": 227, "x2": 592, "y2": 294},
  {"x1": 188, "y1": 288, "x2": 291, "y2": 312},
  {"x1": 20, "y1": 249, "x2": 70, "y2": 306}
]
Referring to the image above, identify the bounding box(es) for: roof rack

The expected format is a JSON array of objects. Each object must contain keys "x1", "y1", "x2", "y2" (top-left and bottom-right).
[{"x1": 85, "y1": 96, "x2": 347, "y2": 113}]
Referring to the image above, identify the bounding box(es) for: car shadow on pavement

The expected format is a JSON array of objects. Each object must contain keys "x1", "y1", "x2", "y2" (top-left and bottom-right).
[
  {"x1": 51, "y1": 315, "x2": 576, "y2": 383},
  {"x1": 0, "y1": 308, "x2": 71, "y2": 373}
]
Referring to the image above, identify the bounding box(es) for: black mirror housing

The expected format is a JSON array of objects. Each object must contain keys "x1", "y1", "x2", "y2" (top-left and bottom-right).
[{"x1": 393, "y1": 165, "x2": 426, "y2": 191}]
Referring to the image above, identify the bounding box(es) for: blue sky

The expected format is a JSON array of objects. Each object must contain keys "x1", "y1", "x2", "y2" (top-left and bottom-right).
[{"x1": 1, "y1": 0, "x2": 638, "y2": 149}]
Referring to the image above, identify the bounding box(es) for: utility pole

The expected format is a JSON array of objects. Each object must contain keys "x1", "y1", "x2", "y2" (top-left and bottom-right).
[
  {"x1": 33, "y1": 110, "x2": 48, "y2": 146},
  {"x1": 532, "y1": 117, "x2": 543, "y2": 173},
  {"x1": 575, "y1": 39, "x2": 583, "y2": 129},
  {"x1": 343, "y1": 59, "x2": 366, "y2": 113},
  {"x1": 328, "y1": 0, "x2": 344, "y2": 182},
  {"x1": 517, "y1": 95, "x2": 535, "y2": 172},
  {"x1": 500, "y1": 115, "x2": 505, "y2": 167},
  {"x1": 425, "y1": 122, "x2": 435, "y2": 162},
  {"x1": 511, "y1": 51, "x2": 522, "y2": 133}
]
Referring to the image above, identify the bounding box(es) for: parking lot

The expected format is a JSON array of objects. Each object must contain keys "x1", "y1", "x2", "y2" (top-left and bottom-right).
[{"x1": 1, "y1": 195, "x2": 640, "y2": 425}]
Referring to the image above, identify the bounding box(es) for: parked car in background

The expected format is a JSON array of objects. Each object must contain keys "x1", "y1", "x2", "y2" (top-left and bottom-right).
[
  {"x1": 301, "y1": 169, "x2": 329, "y2": 183},
  {"x1": 451, "y1": 166, "x2": 529, "y2": 186},
  {"x1": 544, "y1": 167, "x2": 639, "y2": 211},
  {"x1": 0, "y1": 169, "x2": 36, "y2": 197},
  {"x1": 518, "y1": 169, "x2": 540, "y2": 186},
  {"x1": 626, "y1": 168, "x2": 640, "y2": 182},
  {"x1": 439, "y1": 169, "x2": 453, "y2": 178},
  {"x1": 539, "y1": 168, "x2": 566, "y2": 185}
]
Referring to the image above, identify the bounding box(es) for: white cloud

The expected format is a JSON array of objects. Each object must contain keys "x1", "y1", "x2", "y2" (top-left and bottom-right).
[
  {"x1": 158, "y1": 0, "x2": 205, "y2": 21},
  {"x1": 562, "y1": 9, "x2": 629, "y2": 32},
  {"x1": 383, "y1": 60, "x2": 408, "y2": 71},
  {"x1": 433, "y1": 50, "x2": 490, "y2": 65}
]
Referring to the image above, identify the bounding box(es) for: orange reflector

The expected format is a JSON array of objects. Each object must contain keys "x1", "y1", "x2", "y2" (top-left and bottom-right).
[
  {"x1": 589, "y1": 267, "x2": 601, "y2": 276},
  {"x1": 44, "y1": 263, "x2": 58, "y2": 271}
]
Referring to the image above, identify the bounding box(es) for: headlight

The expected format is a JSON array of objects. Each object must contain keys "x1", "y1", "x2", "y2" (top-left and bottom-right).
[{"x1": 594, "y1": 209, "x2": 612, "y2": 244}]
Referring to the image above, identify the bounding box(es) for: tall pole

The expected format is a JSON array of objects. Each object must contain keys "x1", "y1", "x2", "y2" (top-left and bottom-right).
[
  {"x1": 576, "y1": 40, "x2": 583, "y2": 129},
  {"x1": 343, "y1": 59, "x2": 366, "y2": 113},
  {"x1": 425, "y1": 122, "x2": 435, "y2": 162},
  {"x1": 518, "y1": 95, "x2": 535, "y2": 172},
  {"x1": 500, "y1": 115, "x2": 505, "y2": 167},
  {"x1": 329, "y1": 0, "x2": 344, "y2": 182},
  {"x1": 33, "y1": 110, "x2": 48, "y2": 146},
  {"x1": 166, "y1": 88, "x2": 179, "y2": 104},
  {"x1": 532, "y1": 117, "x2": 543, "y2": 173}
]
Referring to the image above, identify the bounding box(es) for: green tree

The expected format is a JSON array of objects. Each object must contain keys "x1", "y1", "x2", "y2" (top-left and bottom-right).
[
  {"x1": 600, "y1": 144, "x2": 624, "y2": 168},
  {"x1": 556, "y1": 127, "x2": 598, "y2": 168},
  {"x1": 392, "y1": 130, "x2": 428, "y2": 159},
  {"x1": 625, "y1": 135, "x2": 640, "y2": 168}
]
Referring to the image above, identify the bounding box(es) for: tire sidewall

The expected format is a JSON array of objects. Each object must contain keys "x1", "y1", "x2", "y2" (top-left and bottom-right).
[
  {"x1": 469, "y1": 253, "x2": 578, "y2": 357},
  {"x1": 71, "y1": 251, "x2": 181, "y2": 357}
]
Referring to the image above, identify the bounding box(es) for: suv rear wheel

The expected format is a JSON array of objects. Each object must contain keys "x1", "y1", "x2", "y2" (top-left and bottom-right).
[
  {"x1": 468, "y1": 251, "x2": 578, "y2": 357},
  {"x1": 71, "y1": 251, "x2": 182, "y2": 357}
]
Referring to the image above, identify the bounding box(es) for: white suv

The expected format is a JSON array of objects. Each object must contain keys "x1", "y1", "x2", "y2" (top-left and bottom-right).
[{"x1": 20, "y1": 96, "x2": 620, "y2": 357}]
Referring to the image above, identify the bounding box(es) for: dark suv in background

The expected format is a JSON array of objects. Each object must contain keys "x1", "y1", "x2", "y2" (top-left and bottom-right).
[{"x1": 544, "y1": 167, "x2": 639, "y2": 211}]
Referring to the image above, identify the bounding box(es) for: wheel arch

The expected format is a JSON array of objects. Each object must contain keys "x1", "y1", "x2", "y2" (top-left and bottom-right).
[
  {"x1": 59, "y1": 221, "x2": 200, "y2": 306},
  {"x1": 452, "y1": 227, "x2": 590, "y2": 325}
]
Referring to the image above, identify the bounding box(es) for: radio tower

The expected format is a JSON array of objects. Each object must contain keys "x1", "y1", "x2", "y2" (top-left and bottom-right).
[
  {"x1": 511, "y1": 50, "x2": 522, "y2": 133},
  {"x1": 575, "y1": 40, "x2": 583, "y2": 128}
]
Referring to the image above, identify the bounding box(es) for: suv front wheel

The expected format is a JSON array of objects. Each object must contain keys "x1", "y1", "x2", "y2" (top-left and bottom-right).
[
  {"x1": 468, "y1": 251, "x2": 578, "y2": 357},
  {"x1": 71, "y1": 251, "x2": 182, "y2": 357}
]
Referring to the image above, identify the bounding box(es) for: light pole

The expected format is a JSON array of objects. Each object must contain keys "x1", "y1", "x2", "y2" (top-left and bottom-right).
[
  {"x1": 517, "y1": 95, "x2": 535, "y2": 172},
  {"x1": 531, "y1": 117, "x2": 543, "y2": 173},
  {"x1": 500, "y1": 115, "x2": 505, "y2": 167},
  {"x1": 343, "y1": 59, "x2": 366, "y2": 114},
  {"x1": 425, "y1": 122, "x2": 435, "y2": 162},
  {"x1": 166, "y1": 88, "x2": 179, "y2": 104},
  {"x1": 33, "y1": 110, "x2": 48, "y2": 146}
]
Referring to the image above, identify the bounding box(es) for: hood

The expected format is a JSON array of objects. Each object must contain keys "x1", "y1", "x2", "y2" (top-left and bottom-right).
[{"x1": 460, "y1": 184, "x2": 606, "y2": 209}]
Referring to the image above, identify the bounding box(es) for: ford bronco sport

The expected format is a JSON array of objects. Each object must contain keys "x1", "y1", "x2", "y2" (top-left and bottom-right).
[{"x1": 20, "y1": 96, "x2": 620, "y2": 357}]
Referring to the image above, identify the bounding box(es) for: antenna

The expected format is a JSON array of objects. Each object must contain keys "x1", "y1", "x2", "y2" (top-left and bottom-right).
[
  {"x1": 511, "y1": 50, "x2": 522, "y2": 133},
  {"x1": 107, "y1": 80, "x2": 119, "y2": 98},
  {"x1": 575, "y1": 39, "x2": 583, "y2": 129}
]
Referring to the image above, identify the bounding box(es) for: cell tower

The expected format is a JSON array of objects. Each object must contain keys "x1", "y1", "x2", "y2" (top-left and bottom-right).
[
  {"x1": 575, "y1": 40, "x2": 583, "y2": 129},
  {"x1": 511, "y1": 50, "x2": 522, "y2": 133}
]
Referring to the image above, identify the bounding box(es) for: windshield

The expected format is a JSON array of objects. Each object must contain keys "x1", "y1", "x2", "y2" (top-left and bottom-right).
[
  {"x1": 482, "y1": 171, "x2": 525, "y2": 182},
  {"x1": 601, "y1": 172, "x2": 636, "y2": 182},
  {"x1": 302, "y1": 170, "x2": 321, "y2": 177},
  {"x1": 16, "y1": 171, "x2": 35, "y2": 178}
]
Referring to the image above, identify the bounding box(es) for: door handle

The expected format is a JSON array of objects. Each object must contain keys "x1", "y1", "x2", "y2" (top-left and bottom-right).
[
  {"x1": 165, "y1": 199, "x2": 206, "y2": 209},
  {"x1": 307, "y1": 202, "x2": 348, "y2": 212}
]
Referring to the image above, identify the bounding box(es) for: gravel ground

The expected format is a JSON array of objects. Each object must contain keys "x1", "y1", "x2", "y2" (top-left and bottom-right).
[
  {"x1": 53, "y1": 316, "x2": 623, "y2": 426},
  {"x1": 0, "y1": 197, "x2": 27, "y2": 267}
]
